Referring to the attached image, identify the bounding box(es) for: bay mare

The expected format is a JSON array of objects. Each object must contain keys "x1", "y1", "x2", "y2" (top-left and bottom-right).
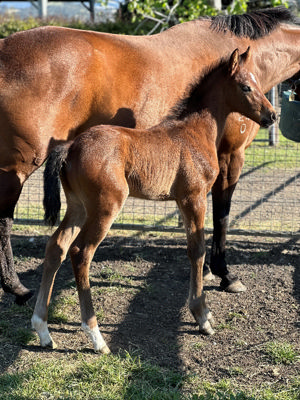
[
  {"x1": 0, "y1": 7, "x2": 299, "y2": 304},
  {"x1": 32, "y1": 49, "x2": 276, "y2": 352}
]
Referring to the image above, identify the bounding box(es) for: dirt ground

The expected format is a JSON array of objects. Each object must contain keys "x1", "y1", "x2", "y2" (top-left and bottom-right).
[{"x1": 0, "y1": 231, "x2": 299, "y2": 391}]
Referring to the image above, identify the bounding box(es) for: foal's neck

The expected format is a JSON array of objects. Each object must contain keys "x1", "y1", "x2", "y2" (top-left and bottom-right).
[{"x1": 179, "y1": 69, "x2": 232, "y2": 141}]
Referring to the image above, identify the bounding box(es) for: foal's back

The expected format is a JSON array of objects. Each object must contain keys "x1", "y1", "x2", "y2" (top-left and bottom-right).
[{"x1": 63, "y1": 118, "x2": 216, "y2": 204}]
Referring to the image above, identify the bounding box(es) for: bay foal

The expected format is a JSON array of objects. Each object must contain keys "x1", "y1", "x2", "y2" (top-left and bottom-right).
[{"x1": 32, "y1": 48, "x2": 276, "y2": 353}]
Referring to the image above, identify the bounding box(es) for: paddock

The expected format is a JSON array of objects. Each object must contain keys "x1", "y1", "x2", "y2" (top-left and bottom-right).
[
  {"x1": 0, "y1": 121, "x2": 299, "y2": 398},
  {"x1": 0, "y1": 229, "x2": 299, "y2": 397},
  {"x1": 15, "y1": 128, "x2": 300, "y2": 237}
]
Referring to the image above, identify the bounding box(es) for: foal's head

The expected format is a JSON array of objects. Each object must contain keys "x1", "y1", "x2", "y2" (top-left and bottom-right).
[
  {"x1": 225, "y1": 47, "x2": 277, "y2": 128},
  {"x1": 172, "y1": 47, "x2": 276, "y2": 128}
]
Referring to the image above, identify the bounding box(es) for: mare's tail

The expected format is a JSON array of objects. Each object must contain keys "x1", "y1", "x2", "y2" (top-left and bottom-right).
[{"x1": 43, "y1": 143, "x2": 71, "y2": 226}]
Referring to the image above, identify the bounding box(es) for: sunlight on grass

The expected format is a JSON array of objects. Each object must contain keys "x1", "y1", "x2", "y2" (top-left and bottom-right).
[
  {"x1": 48, "y1": 292, "x2": 78, "y2": 324},
  {"x1": 245, "y1": 129, "x2": 299, "y2": 170},
  {"x1": 0, "y1": 352, "x2": 184, "y2": 400},
  {"x1": 0, "y1": 350, "x2": 299, "y2": 400},
  {"x1": 263, "y1": 341, "x2": 299, "y2": 365}
]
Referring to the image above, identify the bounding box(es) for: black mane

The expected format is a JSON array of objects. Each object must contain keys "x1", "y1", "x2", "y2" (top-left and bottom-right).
[{"x1": 210, "y1": 6, "x2": 296, "y2": 40}]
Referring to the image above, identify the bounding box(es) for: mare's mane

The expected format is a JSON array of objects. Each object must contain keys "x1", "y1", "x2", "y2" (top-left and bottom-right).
[{"x1": 209, "y1": 6, "x2": 296, "y2": 39}]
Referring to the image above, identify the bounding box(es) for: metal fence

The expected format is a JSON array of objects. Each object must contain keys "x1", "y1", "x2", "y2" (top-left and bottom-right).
[{"x1": 14, "y1": 122, "x2": 300, "y2": 237}]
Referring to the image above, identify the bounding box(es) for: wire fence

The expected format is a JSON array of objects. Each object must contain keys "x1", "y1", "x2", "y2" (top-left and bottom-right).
[{"x1": 14, "y1": 121, "x2": 300, "y2": 237}]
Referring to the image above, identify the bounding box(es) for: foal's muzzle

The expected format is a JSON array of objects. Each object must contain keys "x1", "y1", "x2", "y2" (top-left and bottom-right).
[{"x1": 260, "y1": 111, "x2": 277, "y2": 128}]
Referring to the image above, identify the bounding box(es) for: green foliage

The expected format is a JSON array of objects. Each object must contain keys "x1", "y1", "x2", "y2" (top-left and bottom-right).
[
  {"x1": 122, "y1": 0, "x2": 289, "y2": 34},
  {"x1": 1, "y1": 351, "x2": 299, "y2": 399},
  {"x1": 0, "y1": 1, "x2": 290, "y2": 39},
  {"x1": 126, "y1": 0, "x2": 218, "y2": 29},
  {"x1": 0, "y1": 15, "x2": 141, "y2": 38},
  {"x1": 263, "y1": 341, "x2": 299, "y2": 365},
  {"x1": 0, "y1": 352, "x2": 184, "y2": 400},
  {"x1": 177, "y1": 0, "x2": 219, "y2": 21}
]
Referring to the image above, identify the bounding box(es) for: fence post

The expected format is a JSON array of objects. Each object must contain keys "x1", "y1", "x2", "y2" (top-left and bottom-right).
[
  {"x1": 269, "y1": 86, "x2": 279, "y2": 146},
  {"x1": 38, "y1": 0, "x2": 48, "y2": 18}
]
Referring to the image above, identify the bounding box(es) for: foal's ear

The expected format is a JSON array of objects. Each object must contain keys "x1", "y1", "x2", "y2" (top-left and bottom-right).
[
  {"x1": 228, "y1": 48, "x2": 240, "y2": 76},
  {"x1": 239, "y1": 46, "x2": 251, "y2": 64}
]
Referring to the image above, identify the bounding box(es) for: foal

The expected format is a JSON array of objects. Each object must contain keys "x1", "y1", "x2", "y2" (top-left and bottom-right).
[{"x1": 32, "y1": 48, "x2": 276, "y2": 353}]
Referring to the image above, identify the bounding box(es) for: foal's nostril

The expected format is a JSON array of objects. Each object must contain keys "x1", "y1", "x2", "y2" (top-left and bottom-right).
[
  {"x1": 271, "y1": 112, "x2": 277, "y2": 122},
  {"x1": 260, "y1": 111, "x2": 277, "y2": 128}
]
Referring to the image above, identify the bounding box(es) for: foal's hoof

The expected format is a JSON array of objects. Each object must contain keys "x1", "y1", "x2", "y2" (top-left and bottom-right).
[
  {"x1": 43, "y1": 339, "x2": 57, "y2": 350},
  {"x1": 15, "y1": 289, "x2": 34, "y2": 306},
  {"x1": 203, "y1": 271, "x2": 215, "y2": 282},
  {"x1": 199, "y1": 320, "x2": 215, "y2": 336},
  {"x1": 203, "y1": 265, "x2": 215, "y2": 282},
  {"x1": 221, "y1": 279, "x2": 246, "y2": 293},
  {"x1": 96, "y1": 344, "x2": 111, "y2": 355}
]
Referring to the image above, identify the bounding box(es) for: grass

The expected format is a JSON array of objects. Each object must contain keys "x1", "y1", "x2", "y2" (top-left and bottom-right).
[
  {"x1": 0, "y1": 352, "x2": 299, "y2": 400},
  {"x1": 244, "y1": 129, "x2": 299, "y2": 170},
  {"x1": 48, "y1": 290, "x2": 78, "y2": 324},
  {"x1": 216, "y1": 311, "x2": 247, "y2": 331},
  {"x1": 1, "y1": 227, "x2": 300, "y2": 399},
  {"x1": 0, "y1": 304, "x2": 35, "y2": 345},
  {"x1": 263, "y1": 341, "x2": 299, "y2": 365},
  {"x1": 0, "y1": 352, "x2": 184, "y2": 400}
]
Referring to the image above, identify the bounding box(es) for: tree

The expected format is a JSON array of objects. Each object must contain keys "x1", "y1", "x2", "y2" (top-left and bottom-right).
[{"x1": 117, "y1": 0, "x2": 288, "y2": 34}]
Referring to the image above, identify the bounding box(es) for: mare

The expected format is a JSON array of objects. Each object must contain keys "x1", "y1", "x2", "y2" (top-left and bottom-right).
[
  {"x1": 32, "y1": 48, "x2": 276, "y2": 353},
  {"x1": 1, "y1": 7, "x2": 300, "y2": 305}
]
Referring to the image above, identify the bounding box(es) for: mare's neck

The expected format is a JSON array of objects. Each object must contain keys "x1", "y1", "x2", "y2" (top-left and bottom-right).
[{"x1": 252, "y1": 25, "x2": 300, "y2": 92}]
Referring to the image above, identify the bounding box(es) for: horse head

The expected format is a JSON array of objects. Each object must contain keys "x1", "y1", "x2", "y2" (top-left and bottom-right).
[{"x1": 228, "y1": 47, "x2": 277, "y2": 128}]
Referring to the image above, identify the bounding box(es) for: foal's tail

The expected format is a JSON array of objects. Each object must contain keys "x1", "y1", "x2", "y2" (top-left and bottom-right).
[{"x1": 43, "y1": 143, "x2": 71, "y2": 226}]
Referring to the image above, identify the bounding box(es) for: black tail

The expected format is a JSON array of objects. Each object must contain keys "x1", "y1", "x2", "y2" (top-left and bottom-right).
[{"x1": 43, "y1": 143, "x2": 71, "y2": 226}]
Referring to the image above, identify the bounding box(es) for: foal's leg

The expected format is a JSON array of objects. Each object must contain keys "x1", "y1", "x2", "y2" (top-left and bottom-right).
[
  {"x1": 209, "y1": 150, "x2": 246, "y2": 292},
  {"x1": 32, "y1": 202, "x2": 85, "y2": 348},
  {"x1": 177, "y1": 193, "x2": 214, "y2": 335},
  {"x1": 69, "y1": 191, "x2": 127, "y2": 353}
]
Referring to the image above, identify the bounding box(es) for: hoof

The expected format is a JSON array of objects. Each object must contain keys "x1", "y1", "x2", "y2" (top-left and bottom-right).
[
  {"x1": 203, "y1": 271, "x2": 215, "y2": 282},
  {"x1": 96, "y1": 344, "x2": 111, "y2": 355},
  {"x1": 208, "y1": 315, "x2": 215, "y2": 327},
  {"x1": 199, "y1": 320, "x2": 215, "y2": 336},
  {"x1": 221, "y1": 279, "x2": 246, "y2": 293},
  {"x1": 15, "y1": 289, "x2": 34, "y2": 306},
  {"x1": 43, "y1": 339, "x2": 57, "y2": 350},
  {"x1": 203, "y1": 264, "x2": 215, "y2": 282}
]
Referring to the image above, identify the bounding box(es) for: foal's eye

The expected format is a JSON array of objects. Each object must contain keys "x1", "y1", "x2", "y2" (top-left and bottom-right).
[{"x1": 240, "y1": 84, "x2": 251, "y2": 92}]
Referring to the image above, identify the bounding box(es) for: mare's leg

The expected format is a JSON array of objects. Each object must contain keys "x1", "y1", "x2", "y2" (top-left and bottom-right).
[
  {"x1": 69, "y1": 190, "x2": 127, "y2": 353},
  {"x1": 0, "y1": 170, "x2": 33, "y2": 304},
  {"x1": 209, "y1": 150, "x2": 246, "y2": 293},
  {"x1": 32, "y1": 201, "x2": 85, "y2": 348},
  {"x1": 177, "y1": 193, "x2": 214, "y2": 335}
]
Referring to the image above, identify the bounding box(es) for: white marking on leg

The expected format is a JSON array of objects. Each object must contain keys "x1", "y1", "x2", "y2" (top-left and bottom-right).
[
  {"x1": 81, "y1": 323, "x2": 110, "y2": 354},
  {"x1": 31, "y1": 314, "x2": 56, "y2": 348},
  {"x1": 198, "y1": 315, "x2": 215, "y2": 335}
]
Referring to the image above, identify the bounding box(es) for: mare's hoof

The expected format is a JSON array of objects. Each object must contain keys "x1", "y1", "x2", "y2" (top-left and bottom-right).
[
  {"x1": 15, "y1": 289, "x2": 34, "y2": 306},
  {"x1": 221, "y1": 279, "x2": 246, "y2": 293}
]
